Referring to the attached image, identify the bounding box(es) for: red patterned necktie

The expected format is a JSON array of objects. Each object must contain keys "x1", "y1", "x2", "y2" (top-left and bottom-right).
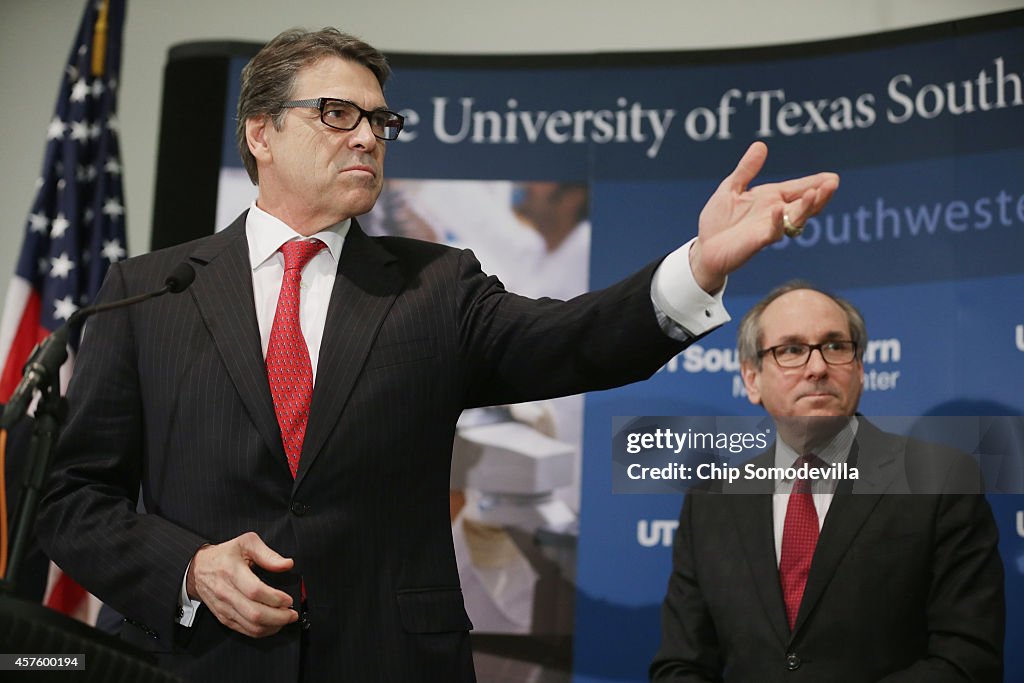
[
  {"x1": 266, "y1": 239, "x2": 326, "y2": 478},
  {"x1": 779, "y1": 453, "x2": 821, "y2": 631}
]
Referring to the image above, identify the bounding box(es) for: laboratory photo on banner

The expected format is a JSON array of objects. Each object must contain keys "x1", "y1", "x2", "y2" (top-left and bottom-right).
[
  {"x1": 363, "y1": 178, "x2": 591, "y2": 637},
  {"x1": 213, "y1": 168, "x2": 592, "y2": 675}
]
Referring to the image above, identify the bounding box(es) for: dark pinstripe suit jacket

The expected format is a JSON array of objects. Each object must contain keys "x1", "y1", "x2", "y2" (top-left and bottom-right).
[{"x1": 37, "y1": 213, "x2": 691, "y2": 682}]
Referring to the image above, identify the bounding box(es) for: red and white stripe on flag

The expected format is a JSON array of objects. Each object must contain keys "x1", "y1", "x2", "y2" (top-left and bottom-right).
[
  {"x1": 44, "y1": 563, "x2": 100, "y2": 624},
  {"x1": 0, "y1": 0, "x2": 128, "y2": 623}
]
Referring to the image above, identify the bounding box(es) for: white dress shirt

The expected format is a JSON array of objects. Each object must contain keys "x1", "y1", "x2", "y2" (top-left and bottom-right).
[
  {"x1": 771, "y1": 417, "x2": 859, "y2": 565},
  {"x1": 246, "y1": 203, "x2": 350, "y2": 378}
]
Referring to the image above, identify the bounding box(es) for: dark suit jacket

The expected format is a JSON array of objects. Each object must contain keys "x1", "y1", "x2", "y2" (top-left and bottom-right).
[
  {"x1": 651, "y1": 418, "x2": 1005, "y2": 683},
  {"x1": 36, "y1": 214, "x2": 690, "y2": 682}
]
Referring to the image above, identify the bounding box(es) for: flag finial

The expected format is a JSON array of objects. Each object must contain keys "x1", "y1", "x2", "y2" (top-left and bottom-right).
[{"x1": 91, "y1": 0, "x2": 110, "y2": 76}]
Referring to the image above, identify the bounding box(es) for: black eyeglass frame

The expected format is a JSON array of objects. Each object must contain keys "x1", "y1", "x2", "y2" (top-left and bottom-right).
[
  {"x1": 279, "y1": 97, "x2": 405, "y2": 140},
  {"x1": 756, "y1": 340, "x2": 860, "y2": 368}
]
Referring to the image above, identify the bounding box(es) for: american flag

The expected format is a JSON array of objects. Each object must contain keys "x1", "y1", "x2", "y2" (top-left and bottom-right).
[{"x1": 0, "y1": 0, "x2": 127, "y2": 623}]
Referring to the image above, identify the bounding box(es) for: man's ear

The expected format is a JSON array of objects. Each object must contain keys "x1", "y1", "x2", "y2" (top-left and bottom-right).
[
  {"x1": 741, "y1": 360, "x2": 762, "y2": 406},
  {"x1": 246, "y1": 115, "x2": 272, "y2": 164}
]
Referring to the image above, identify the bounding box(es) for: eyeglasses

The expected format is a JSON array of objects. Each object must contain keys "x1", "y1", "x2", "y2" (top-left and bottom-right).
[
  {"x1": 279, "y1": 97, "x2": 405, "y2": 140},
  {"x1": 757, "y1": 341, "x2": 859, "y2": 368}
]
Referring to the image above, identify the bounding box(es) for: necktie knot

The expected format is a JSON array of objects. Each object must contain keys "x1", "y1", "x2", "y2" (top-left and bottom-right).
[
  {"x1": 795, "y1": 452, "x2": 821, "y2": 468},
  {"x1": 793, "y1": 453, "x2": 822, "y2": 494},
  {"x1": 280, "y1": 239, "x2": 327, "y2": 272}
]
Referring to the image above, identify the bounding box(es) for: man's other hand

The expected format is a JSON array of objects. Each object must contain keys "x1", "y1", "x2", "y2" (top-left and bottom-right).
[{"x1": 186, "y1": 532, "x2": 298, "y2": 638}]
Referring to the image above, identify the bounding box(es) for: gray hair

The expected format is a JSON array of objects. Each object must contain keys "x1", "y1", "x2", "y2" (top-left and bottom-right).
[
  {"x1": 236, "y1": 27, "x2": 391, "y2": 184},
  {"x1": 736, "y1": 280, "x2": 867, "y2": 368}
]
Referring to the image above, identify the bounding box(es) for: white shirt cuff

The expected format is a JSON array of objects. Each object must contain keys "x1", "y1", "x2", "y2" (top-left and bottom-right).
[
  {"x1": 651, "y1": 237, "x2": 730, "y2": 340},
  {"x1": 178, "y1": 560, "x2": 202, "y2": 627}
]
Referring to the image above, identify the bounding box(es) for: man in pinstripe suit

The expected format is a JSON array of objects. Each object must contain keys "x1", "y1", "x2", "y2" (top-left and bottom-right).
[{"x1": 36, "y1": 28, "x2": 838, "y2": 682}]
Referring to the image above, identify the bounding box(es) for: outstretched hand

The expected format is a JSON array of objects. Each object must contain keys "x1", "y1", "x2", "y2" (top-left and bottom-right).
[{"x1": 689, "y1": 141, "x2": 839, "y2": 293}]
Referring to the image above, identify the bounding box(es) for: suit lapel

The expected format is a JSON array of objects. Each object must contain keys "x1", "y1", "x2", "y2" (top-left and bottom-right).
[
  {"x1": 729, "y1": 449, "x2": 791, "y2": 645},
  {"x1": 187, "y1": 214, "x2": 287, "y2": 471},
  {"x1": 294, "y1": 221, "x2": 403, "y2": 488},
  {"x1": 790, "y1": 420, "x2": 901, "y2": 635}
]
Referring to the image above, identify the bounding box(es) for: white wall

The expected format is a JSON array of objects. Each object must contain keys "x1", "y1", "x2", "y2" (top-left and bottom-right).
[{"x1": 2, "y1": 0, "x2": 1022, "y2": 308}]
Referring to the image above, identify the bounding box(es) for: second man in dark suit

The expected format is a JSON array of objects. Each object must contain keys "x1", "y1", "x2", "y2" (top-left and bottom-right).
[{"x1": 651, "y1": 282, "x2": 1005, "y2": 682}]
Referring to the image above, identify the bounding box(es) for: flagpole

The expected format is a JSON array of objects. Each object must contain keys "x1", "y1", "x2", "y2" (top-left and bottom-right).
[{"x1": 0, "y1": 0, "x2": 129, "y2": 624}]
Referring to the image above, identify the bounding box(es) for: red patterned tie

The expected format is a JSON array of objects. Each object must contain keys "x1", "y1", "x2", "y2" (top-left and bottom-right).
[
  {"x1": 266, "y1": 239, "x2": 326, "y2": 478},
  {"x1": 779, "y1": 453, "x2": 821, "y2": 631}
]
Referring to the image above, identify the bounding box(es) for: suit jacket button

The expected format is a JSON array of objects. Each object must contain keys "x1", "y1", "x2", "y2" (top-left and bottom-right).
[
  {"x1": 786, "y1": 652, "x2": 801, "y2": 671},
  {"x1": 290, "y1": 501, "x2": 309, "y2": 516}
]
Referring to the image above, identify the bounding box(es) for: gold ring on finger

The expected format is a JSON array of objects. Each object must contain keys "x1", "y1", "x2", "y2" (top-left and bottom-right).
[{"x1": 782, "y1": 213, "x2": 803, "y2": 238}]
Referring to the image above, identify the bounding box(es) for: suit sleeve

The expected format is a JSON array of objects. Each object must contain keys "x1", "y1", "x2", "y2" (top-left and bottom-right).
[
  {"x1": 876, "y1": 488, "x2": 1004, "y2": 683},
  {"x1": 35, "y1": 262, "x2": 208, "y2": 645},
  {"x1": 649, "y1": 493, "x2": 723, "y2": 683},
  {"x1": 454, "y1": 249, "x2": 694, "y2": 408}
]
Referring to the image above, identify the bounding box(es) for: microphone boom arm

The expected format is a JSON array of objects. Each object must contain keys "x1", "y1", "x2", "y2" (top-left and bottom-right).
[{"x1": 0, "y1": 262, "x2": 195, "y2": 430}]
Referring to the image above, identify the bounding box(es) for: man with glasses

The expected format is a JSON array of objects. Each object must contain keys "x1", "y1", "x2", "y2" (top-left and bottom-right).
[
  {"x1": 651, "y1": 281, "x2": 1004, "y2": 682},
  {"x1": 37, "y1": 27, "x2": 841, "y2": 682}
]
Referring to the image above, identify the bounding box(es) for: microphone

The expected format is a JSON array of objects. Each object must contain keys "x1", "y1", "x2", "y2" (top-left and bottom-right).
[
  {"x1": 164, "y1": 261, "x2": 196, "y2": 293},
  {"x1": 0, "y1": 262, "x2": 196, "y2": 429},
  {"x1": 65, "y1": 261, "x2": 195, "y2": 327}
]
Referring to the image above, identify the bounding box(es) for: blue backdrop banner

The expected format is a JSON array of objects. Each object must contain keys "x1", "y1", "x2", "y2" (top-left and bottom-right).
[{"x1": 208, "y1": 11, "x2": 1024, "y2": 681}]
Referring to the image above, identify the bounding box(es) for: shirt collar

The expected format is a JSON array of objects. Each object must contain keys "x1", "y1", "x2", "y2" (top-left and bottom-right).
[
  {"x1": 245, "y1": 201, "x2": 351, "y2": 270},
  {"x1": 774, "y1": 416, "x2": 859, "y2": 470}
]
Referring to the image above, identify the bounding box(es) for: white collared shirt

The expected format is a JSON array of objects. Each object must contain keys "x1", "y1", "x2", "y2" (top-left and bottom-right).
[
  {"x1": 771, "y1": 417, "x2": 859, "y2": 565},
  {"x1": 246, "y1": 202, "x2": 350, "y2": 378}
]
